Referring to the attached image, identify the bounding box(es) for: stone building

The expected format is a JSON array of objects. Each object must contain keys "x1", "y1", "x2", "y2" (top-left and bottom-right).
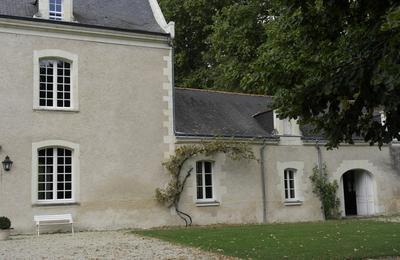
[{"x1": 0, "y1": 0, "x2": 399, "y2": 234}]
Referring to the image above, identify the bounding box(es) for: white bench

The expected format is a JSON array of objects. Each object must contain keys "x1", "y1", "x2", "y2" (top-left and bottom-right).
[{"x1": 33, "y1": 214, "x2": 74, "y2": 236}]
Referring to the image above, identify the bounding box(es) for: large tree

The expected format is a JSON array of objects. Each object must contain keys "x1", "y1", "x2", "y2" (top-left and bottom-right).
[
  {"x1": 255, "y1": 0, "x2": 400, "y2": 147},
  {"x1": 160, "y1": 0, "x2": 400, "y2": 147},
  {"x1": 158, "y1": 0, "x2": 237, "y2": 89}
]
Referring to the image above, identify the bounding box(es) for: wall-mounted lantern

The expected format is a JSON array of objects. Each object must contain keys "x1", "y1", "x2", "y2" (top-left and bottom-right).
[{"x1": 2, "y1": 156, "x2": 13, "y2": 172}]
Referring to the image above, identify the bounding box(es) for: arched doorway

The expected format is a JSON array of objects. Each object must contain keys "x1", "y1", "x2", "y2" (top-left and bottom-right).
[{"x1": 341, "y1": 169, "x2": 375, "y2": 216}]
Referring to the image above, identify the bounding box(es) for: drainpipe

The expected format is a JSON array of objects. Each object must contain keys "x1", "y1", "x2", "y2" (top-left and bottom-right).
[
  {"x1": 260, "y1": 139, "x2": 268, "y2": 224},
  {"x1": 316, "y1": 140, "x2": 322, "y2": 171}
]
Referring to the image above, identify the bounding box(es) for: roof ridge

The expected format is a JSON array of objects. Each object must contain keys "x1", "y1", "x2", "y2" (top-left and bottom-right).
[{"x1": 175, "y1": 87, "x2": 273, "y2": 98}]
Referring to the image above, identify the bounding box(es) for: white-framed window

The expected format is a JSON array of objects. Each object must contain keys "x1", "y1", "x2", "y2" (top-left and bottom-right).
[
  {"x1": 49, "y1": 0, "x2": 63, "y2": 20},
  {"x1": 196, "y1": 161, "x2": 214, "y2": 201},
  {"x1": 33, "y1": 50, "x2": 79, "y2": 111},
  {"x1": 39, "y1": 59, "x2": 71, "y2": 108},
  {"x1": 32, "y1": 140, "x2": 80, "y2": 204},
  {"x1": 284, "y1": 168, "x2": 296, "y2": 200},
  {"x1": 38, "y1": 147, "x2": 72, "y2": 201}
]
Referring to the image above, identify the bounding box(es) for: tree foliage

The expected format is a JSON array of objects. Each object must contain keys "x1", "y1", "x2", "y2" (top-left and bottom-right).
[
  {"x1": 160, "y1": 0, "x2": 400, "y2": 147},
  {"x1": 159, "y1": 0, "x2": 237, "y2": 89},
  {"x1": 257, "y1": 0, "x2": 400, "y2": 148}
]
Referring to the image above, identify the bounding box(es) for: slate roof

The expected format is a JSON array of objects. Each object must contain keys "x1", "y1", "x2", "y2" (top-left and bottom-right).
[
  {"x1": 174, "y1": 88, "x2": 276, "y2": 138},
  {"x1": 0, "y1": 0, "x2": 166, "y2": 35}
]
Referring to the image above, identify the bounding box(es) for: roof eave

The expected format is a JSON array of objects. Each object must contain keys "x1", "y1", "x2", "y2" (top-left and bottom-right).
[
  {"x1": 175, "y1": 132, "x2": 279, "y2": 140},
  {"x1": 0, "y1": 14, "x2": 171, "y2": 38}
]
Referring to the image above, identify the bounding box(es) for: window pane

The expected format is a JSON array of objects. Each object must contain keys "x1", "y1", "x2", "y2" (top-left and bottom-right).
[
  {"x1": 65, "y1": 157, "x2": 71, "y2": 164},
  {"x1": 65, "y1": 191, "x2": 72, "y2": 199},
  {"x1": 65, "y1": 175, "x2": 71, "y2": 181},
  {"x1": 57, "y1": 157, "x2": 64, "y2": 164},
  {"x1": 65, "y1": 183, "x2": 72, "y2": 190},
  {"x1": 205, "y1": 187, "x2": 213, "y2": 199},
  {"x1": 290, "y1": 180, "x2": 294, "y2": 189},
  {"x1": 46, "y1": 192, "x2": 53, "y2": 200},
  {"x1": 205, "y1": 174, "x2": 212, "y2": 186},
  {"x1": 46, "y1": 148, "x2": 53, "y2": 156},
  {"x1": 285, "y1": 190, "x2": 289, "y2": 199},
  {"x1": 46, "y1": 175, "x2": 53, "y2": 182},
  {"x1": 38, "y1": 183, "x2": 45, "y2": 191},
  {"x1": 57, "y1": 192, "x2": 64, "y2": 199},
  {"x1": 204, "y1": 162, "x2": 212, "y2": 173},
  {"x1": 197, "y1": 187, "x2": 203, "y2": 199},
  {"x1": 196, "y1": 162, "x2": 202, "y2": 173},
  {"x1": 38, "y1": 192, "x2": 45, "y2": 200},
  {"x1": 196, "y1": 174, "x2": 202, "y2": 186},
  {"x1": 38, "y1": 175, "x2": 45, "y2": 182},
  {"x1": 290, "y1": 189, "x2": 295, "y2": 198},
  {"x1": 46, "y1": 158, "x2": 53, "y2": 165}
]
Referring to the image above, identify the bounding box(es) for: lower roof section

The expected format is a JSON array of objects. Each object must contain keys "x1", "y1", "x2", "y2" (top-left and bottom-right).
[{"x1": 174, "y1": 88, "x2": 275, "y2": 138}]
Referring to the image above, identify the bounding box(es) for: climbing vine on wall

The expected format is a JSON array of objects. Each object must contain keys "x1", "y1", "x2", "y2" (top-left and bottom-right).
[
  {"x1": 310, "y1": 164, "x2": 341, "y2": 219},
  {"x1": 156, "y1": 140, "x2": 256, "y2": 226}
]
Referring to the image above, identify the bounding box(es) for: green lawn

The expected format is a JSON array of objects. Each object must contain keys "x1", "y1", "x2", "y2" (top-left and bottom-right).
[{"x1": 133, "y1": 220, "x2": 400, "y2": 259}]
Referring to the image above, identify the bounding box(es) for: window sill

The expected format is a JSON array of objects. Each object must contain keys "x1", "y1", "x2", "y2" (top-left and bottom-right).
[
  {"x1": 284, "y1": 200, "x2": 303, "y2": 206},
  {"x1": 196, "y1": 201, "x2": 220, "y2": 207},
  {"x1": 33, "y1": 107, "x2": 79, "y2": 113},
  {"x1": 32, "y1": 202, "x2": 80, "y2": 207}
]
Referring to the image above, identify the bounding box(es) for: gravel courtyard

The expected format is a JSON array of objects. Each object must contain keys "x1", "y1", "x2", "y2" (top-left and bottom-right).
[{"x1": 0, "y1": 231, "x2": 231, "y2": 259}]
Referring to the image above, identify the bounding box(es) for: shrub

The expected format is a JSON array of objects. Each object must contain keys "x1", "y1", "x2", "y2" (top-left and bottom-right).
[
  {"x1": 310, "y1": 165, "x2": 341, "y2": 219},
  {"x1": 0, "y1": 217, "x2": 11, "y2": 230}
]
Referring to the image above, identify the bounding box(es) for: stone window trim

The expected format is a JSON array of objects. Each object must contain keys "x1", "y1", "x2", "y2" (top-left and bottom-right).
[
  {"x1": 33, "y1": 49, "x2": 79, "y2": 112},
  {"x1": 32, "y1": 140, "x2": 80, "y2": 205},
  {"x1": 283, "y1": 168, "x2": 303, "y2": 206},
  {"x1": 277, "y1": 161, "x2": 304, "y2": 206}
]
